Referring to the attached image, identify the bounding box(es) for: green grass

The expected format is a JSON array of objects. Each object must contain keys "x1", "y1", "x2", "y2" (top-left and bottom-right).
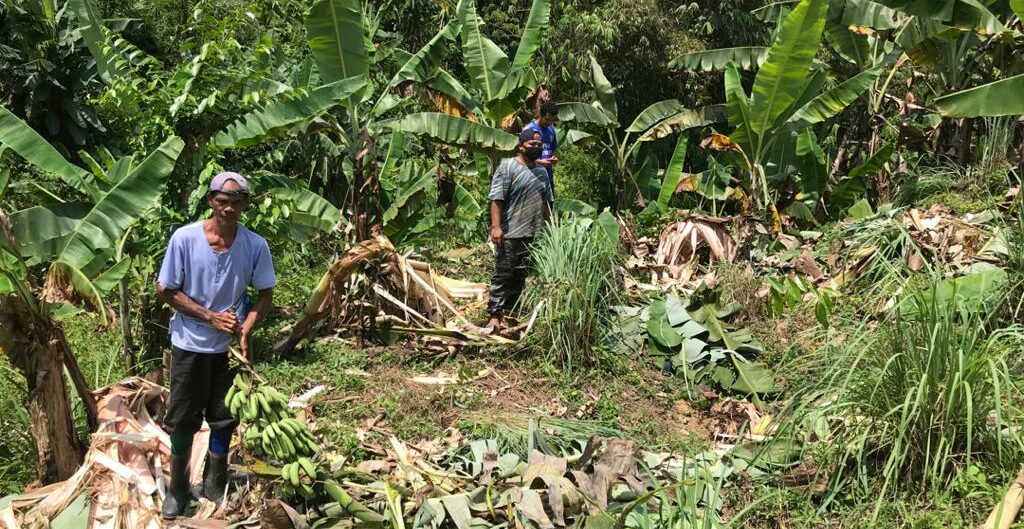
[
  {"x1": 779, "y1": 283, "x2": 1024, "y2": 519},
  {"x1": 520, "y1": 217, "x2": 622, "y2": 374}
]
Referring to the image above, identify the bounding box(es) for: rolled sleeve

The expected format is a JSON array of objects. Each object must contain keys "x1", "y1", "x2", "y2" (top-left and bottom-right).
[
  {"x1": 252, "y1": 239, "x2": 276, "y2": 290},
  {"x1": 157, "y1": 232, "x2": 184, "y2": 290},
  {"x1": 488, "y1": 163, "x2": 509, "y2": 202}
]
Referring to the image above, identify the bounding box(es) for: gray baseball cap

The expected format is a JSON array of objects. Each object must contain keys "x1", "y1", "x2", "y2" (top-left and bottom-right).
[{"x1": 209, "y1": 171, "x2": 250, "y2": 195}]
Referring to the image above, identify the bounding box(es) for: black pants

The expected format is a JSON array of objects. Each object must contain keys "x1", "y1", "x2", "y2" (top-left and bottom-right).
[
  {"x1": 164, "y1": 347, "x2": 238, "y2": 435},
  {"x1": 487, "y1": 237, "x2": 533, "y2": 318}
]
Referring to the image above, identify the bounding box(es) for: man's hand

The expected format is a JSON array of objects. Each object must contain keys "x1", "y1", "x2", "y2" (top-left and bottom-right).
[
  {"x1": 536, "y1": 156, "x2": 558, "y2": 167},
  {"x1": 207, "y1": 311, "x2": 238, "y2": 334},
  {"x1": 490, "y1": 225, "x2": 504, "y2": 245}
]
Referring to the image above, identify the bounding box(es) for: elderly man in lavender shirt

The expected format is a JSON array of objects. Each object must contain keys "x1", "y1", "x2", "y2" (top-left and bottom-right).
[{"x1": 156, "y1": 172, "x2": 276, "y2": 518}]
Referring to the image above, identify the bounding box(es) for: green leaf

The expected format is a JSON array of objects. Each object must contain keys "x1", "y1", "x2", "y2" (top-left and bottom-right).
[
  {"x1": 390, "y1": 113, "x2": 518, "y2": 153},
  {"x1": 596, "y1": 210, "x2": 619, "y2": 243},
  {"x1": 383, "y1": 165, "x2": 434, "y2": 225},
  {"x1": 729, "y1": 357, "x2": 778, "y2": 394},
  {"x1": 934, "y1": 74, "x2": 1024, "y2": 117},
  {"x1": 749, "y1": 0, "x2": 829, "y2": 135},
  {"x1": 458, "y1": 0, "x2": 511, "y2": 104},
  {"x1": 847, "y1": 143, "x2": 894, "y2": 180},
  {"x1": 657, "y1": 136, "x2": 688, "y2": 211},
  {"x1": 69, "y1": 0, "x2": 122, "y2": 83},
  {"x1": 212, "y1": 77, "x2": 368, "y2": 149},
  {"x1": 847, "y1": 198, "x2": 873, "y2": 220},
  {"x1": 560, "y1": 129, "x2": 598, "y2": 149},
  {"x1": 671, "y1": 47, "x2": 768, "y2": 71},
  {"x1": 824, "y1": 24, "x2": 869, "y2": 66},
  {"x1": 91, "y1": 257, "x2": 129, "y2": 293},
  {"x1": 589, "y1": 54, "x2": 617, "y2": 119},
  {"x1": 648, "y1": 315, "x2": 683, "y2": 348},
  {"x1": 626, "y1": 100, "x2": 686, "y2": 133},
  {"x1": 58, "y1": 136, "x2": 184, "y2": 271},
  {"x1": 841, "y1": 0, "x2": 899, "y2": 29},
  {"x1": 0, "y1": 105, "x2": 100, "y2": 201},
  {"x1": 558, "y1": 102, "x2": 616, "y2": 127},
  {"x1": 786, "y1": 68, "x2": 880, "y2": 129},
  {"x1": 831, "y1": 143, "x2": 893, "y2": 210},
  {"x1": 899, "y1": 267, "x2": 1007, "y2": 317},
  {"x1": 1013, "y1": 0, "x2": 1024, "y2": 17},
  {"x1": 389, "y1": 21, "x2": 460, "y2": 88},
  {"x1": 454, "y1": 184, "x2": 481, "y2": 216},
  {"x1": 554, "y1": 198, "x2": 596, "y2": 216},
  {"x1": 511, "y1": 0, "x2": 551, "y2": 70},
  {"x1": 269, "y1": 187, "x2": 341, "y2": 232},
  {"x1": 306, "y1": 0, "x2": 369, "y2": 83},
  {"x1": 724, "y1": 63, "x2": 754, "y2": 146},
  {"x1": 638, "y1": 105, "x2": 724, "y2": 142},
  {"x1": 9, "y1": 204, "x2": 90, "y2": 260}
]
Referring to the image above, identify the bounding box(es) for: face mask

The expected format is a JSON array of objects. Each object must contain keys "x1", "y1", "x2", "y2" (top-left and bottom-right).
[{"x1": 524, "y1": 146, "x2": 543, "y2": 161}]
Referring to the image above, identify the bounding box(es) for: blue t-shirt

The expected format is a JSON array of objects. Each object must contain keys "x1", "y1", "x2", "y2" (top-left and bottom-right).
[
  {"x1": 523, "y1": 121, "x2": 557, "y2": 198},
  {"x1": 157, "y1": 222, "x2": 276, "y2": 353}
]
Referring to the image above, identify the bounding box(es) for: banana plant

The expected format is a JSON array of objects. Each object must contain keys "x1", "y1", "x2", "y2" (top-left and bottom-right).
[
  {"x1": 1, "y1": 105, "x2": 185, "y2": 322},
  {"x1": 556, "y1": 54, "x2": 725, "y2": 211},
  {"x1": 385, "y1": 0, "x2": 549, "y2": 169},
  {"x1": 701, "y1": 0, "x2": 880, "y2": 218},
  {"x1": 0, "y1": 105, "x2": 183, "y2": 482}
]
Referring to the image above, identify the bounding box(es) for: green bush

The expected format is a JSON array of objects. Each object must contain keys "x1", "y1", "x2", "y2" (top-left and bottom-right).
[
  {"x1": 521, "y1": 217, "x2": 621, "y2": 373},
  {"x1": 784, "y1": 285, "x2": 1024, "y2": 513},
  {"x1": 552, "y1": 145, "x2": 615, "y2": 210}
]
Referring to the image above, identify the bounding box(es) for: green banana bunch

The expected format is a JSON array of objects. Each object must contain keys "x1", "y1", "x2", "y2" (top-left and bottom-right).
[{"x1": 279, "y1": 457, "x2": 321, "y2": 499}]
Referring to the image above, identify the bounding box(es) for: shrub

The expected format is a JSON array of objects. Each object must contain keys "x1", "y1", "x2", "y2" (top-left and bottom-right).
[
  {"x1": 783, "y1": 285, "x2": 1024, "y2": 513},
  {"x1": 521, "y1": 216, "x2": 621, "y2": 373}
]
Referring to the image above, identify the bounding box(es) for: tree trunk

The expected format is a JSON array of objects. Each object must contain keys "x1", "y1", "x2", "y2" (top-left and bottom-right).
[{"x1": 0, "y1": 293, "x2": 86, "y2": 484}]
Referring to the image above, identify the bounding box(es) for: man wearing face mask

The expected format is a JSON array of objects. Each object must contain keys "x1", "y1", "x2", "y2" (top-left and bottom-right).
[{"x1": 485, "y1": 129, "x2": 552, "y2": 330}]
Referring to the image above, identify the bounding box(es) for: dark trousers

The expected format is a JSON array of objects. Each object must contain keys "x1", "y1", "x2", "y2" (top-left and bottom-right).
[
  {"x1": 164, "y1": 346, "x2": 238, "y2": 436},
  {"x1": 487, "y1": 237, "x2": 533, "y2": 317}
]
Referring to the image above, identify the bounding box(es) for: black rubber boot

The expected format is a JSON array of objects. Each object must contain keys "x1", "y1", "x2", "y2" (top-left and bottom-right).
[
  {"x1": 162, "y1": 452, "x2": 191, "y2": 519},
  {"x1": 202, "y1": 452, "x2": 229, "y2": 504}
]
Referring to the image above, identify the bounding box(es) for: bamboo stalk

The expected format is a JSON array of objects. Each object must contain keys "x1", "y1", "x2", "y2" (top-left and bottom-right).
[{"x1": 979, "y1": 465, "x2": 1024, "y2": 529}]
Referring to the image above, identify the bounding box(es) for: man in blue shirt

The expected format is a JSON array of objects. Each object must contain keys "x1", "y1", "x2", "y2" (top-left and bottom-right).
[
  {"x1": 156, "y1": 172, "x2": 276, "y2": 518},
  {"x1": 523, "y1": 101, "x2": 558, "y2": 202}
]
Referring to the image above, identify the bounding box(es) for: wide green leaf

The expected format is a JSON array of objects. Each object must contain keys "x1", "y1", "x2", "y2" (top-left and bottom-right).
[
  {"x1": 1013, "y1": 0, "x2": 1024, "y2": 17},
  {"x1": 306, "y1": 0, "x2": 369, "y2": 84},
  {"x1": 0, "y1": 105, "x2": 100, "y2": 201},
  {"x1": 269, "y1": 187, "x2": 342, "y2": 232},
  {"x1": 934, "y1": 74, "x2": 1024, "y2": 117},
  {"x1": 91, "y1": 258, "x2": 130, "y2": 293},
  {"x1": 212, "y1": 77, "x2": 367, "y2": 149},
  {"x1": 458, "y1": 0, "x2": 511, "y2": 103},
  {"x1": 729, "y1": 357, "x2": 779, "y2": 394},
  {"x1": 724, "y1": 63, "x2": 754, "y2": 145},
  {"x1": 825, "y1": 24, "x2": 870, "y2": 65},
  {"x1": 841, "y1": 0, "x2": 899, "y2": 29},
  {"x1": 639, "y1": 105, "x2": 725, "y2": 142},
  {"x1": 899, "y1": 267, "x2": 1007, "y2": 317},
  {"x1": 785, "y1": 68, "x2": 880, "y2": 129},
  {"x1": 830, "y1": 143, "x2": 893, "y2": 210},
  {"x1": 560, "y1": 129, "x2": 599, "y2": 149},
  {"x1": 389, "y1": 21, "x2": 460, "y2": 88},
  {"x1": 657, "y1": 136, "x2": 688, "y2": 211},
  {"x1": 58, "y1": 137, "x2": 184, "y2": 271},
  {"x1": 671, "y1": 47, "x2": 768, "y2": 71},
  {"x1": 558, "y1": 102, "x2": 616, "y2": 127},
  {"x1": 69, "y1": 0, "x2": 122, "y2": 83},
  {"x1": 511, "y1": 0, "x2": 551, "y2": 70},
  {"x1": 749, "y1": 0, "x2": 829, "y2": 136},
  {"x1": 626, "y1": 100, "x2": 687, "y2": 133},
  {"x1": 589, "y1": 54, "x2": 617, "y2": 119},
  {"x1": 390, "y1": 113, "x2": 518, "y2": 152},
  {"x1": 10, "y1": 203, "x2": 90, "y2": 260}
]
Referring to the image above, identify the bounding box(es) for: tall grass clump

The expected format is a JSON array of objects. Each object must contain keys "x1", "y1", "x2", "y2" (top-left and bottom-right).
[
  {"x1": 521, "y1": 216, "x2": 620, "y2": 373},
  {"x1": 782, "y1": 284, "x2": 1024, "y2": 513}
]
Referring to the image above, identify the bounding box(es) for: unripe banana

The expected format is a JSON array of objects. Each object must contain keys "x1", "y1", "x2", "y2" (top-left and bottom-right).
[{"x1": 298, "y1": 457, "x2": 317, "y2": 480}]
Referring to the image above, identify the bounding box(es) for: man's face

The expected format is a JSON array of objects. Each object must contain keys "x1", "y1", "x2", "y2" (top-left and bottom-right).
[
  {"x1": 539, "y1": 112, "x2": 558, "y2": 127},
  {"x1": 207, "y1": 180, "x2": 249, "y2": 224}
]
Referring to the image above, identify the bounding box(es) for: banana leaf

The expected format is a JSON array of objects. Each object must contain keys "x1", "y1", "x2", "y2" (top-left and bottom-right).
[
  {"x1": 671, "y1": 46, "x2": 768, "y2": 71},
  {"x1": 458, "y1": 0, "x2": 511, "y2": 104},
  {"x1": 656, "y1": 136, "x2": 688, "y2": 211},
  {"x1": 625, "y1": 100, "x2": 687, "y2": 134},
  {"x1": 390, "y1": 113, "x2": 518, "y2": 153},
  {"x1": 749, "y1": 0, "x2": 829, "y2": 135},
  {"x1": 934, "y1": 74, "x2": 1024, "y2": 117},
  {"x1": 589, "y1": 54, "x2": 617, "y2": 118},
  {"x1": 268, "y1": 187, "x2": 342, "y2": 232},
  {"x1": 558, "y1": 102, "x2": 616, "y2": 127},
  {"x1": 511, "y1": 0, "x2": 551, "y2": 70},
  {"x1": 212, "y1": 77, "x2": 368, "y2": 149},
  {"x1": 69, "y1": 0, "x2": 122, "y2": 83},
  {"x1": 307, "y1": 0, "x2": 369, "y2": 83},
  {"x1": 785, "y1": 67, "x2": 880, "y2": 129}
]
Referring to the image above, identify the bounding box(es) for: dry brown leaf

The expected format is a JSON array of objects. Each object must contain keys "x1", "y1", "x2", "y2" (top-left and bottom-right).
[{"x1": 700, "y1": 133, "x2": 741, "y2": 152}]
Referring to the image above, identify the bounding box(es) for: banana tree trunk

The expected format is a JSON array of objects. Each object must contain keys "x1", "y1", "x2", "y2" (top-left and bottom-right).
[
  {"x1": 0, "y1": 293, "x2": 86, "y2": 484},
  {"x1": 869, "y1": 114, "x2": 890, "y2": 202}
]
